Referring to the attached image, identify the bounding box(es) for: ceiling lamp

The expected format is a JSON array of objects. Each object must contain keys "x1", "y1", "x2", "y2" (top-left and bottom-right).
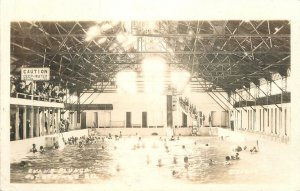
[
  {"x1": 85, "y1": 25, "x2": 100, "y2": 41},
  {"x1": 142, "y1": 56, "x2": 166, "y2": 94},
  {"x1": 97, "y1": 37, "x2": 107, "y2": 44},
  {"x1": 100, "y1": 23, "x2": 113, "y2": 32},
  {"x1": 171, "y1": 71, "x2": 191, "y2": 92},
  {"x1": 188, "y1": 29, "x2": 194, "y2": 35},
  {"x1": 116, "y1": 32, "x2": 127, "y2": 43},
  {"x1": 116, "y1": 71, "x2": 137, "y2": 93}
]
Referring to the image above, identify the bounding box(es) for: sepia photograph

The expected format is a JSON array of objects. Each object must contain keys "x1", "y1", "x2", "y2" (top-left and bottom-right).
[{"x1": 1, "y1": 1, "x2": 300, "y2": 191}]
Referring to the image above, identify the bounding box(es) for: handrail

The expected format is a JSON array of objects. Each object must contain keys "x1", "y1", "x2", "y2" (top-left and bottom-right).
[{"x1": 15, "y1": 93, "x2": 62, "y2": 103}]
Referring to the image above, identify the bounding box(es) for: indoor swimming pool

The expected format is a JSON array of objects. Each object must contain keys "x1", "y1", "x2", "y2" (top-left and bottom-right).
[{"x1": 10, "y1": 135, "x2": 288, "y2": 185}]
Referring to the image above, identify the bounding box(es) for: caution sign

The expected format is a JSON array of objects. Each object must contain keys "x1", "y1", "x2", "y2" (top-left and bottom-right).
[{"x1": 21, "y1": 68, "x2": 50, "y2": 81}]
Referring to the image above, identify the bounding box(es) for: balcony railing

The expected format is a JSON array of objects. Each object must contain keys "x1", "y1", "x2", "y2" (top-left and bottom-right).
[{"x1": 13, "y1": 93, "x2": 63, "y2": 103}]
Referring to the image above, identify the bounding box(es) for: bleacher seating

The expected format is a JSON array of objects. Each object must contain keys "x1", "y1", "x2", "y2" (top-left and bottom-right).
[{"x1": 10, "y1": 75, "x2": 67, "y2": 103}]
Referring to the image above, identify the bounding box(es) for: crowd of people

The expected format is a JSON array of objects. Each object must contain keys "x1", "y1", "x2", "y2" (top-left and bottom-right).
[
  {"x1": 10, "y1": 75, "x2": 67, "y2": 102},
  {"x1": 59, "y1": 118, "x2": 71, "y2": 133},
  {"x1": 223, "y1": 143, "x2": 259, "y2": 165},
  {"x1": 65, "y1": 135, "x2": 102, "y2": 148},
  {"x1": 179, "y1": 96, "x2": 198, "y2": 118}
]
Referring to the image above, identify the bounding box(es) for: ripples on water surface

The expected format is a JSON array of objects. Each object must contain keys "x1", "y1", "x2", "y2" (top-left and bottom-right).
[{"x1": 11, "y1": 136, "x2": 240, "y2": 184}]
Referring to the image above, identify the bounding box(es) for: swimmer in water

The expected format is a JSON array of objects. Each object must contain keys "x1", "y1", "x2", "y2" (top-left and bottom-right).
[
  {"x1": 224, "y1": 156, "x2": 231, "y2": 165},
  {"x1": 170, "y1": 135, "x2": 175, "y2": 141},
  {"x1": 173, "y1": 157, "x2": 177, "y2": 164},
  {"x1": 39, "y1": 146, "x2": 45, "y2": 153},
  {"x1": 234, "y1": 145, "x2": 242, "y2": 152},
  {"x1": 30, "y1": 144, "x2": 38, "y2": 153},
  {"x1": 182, "y1": 145, "x2": 186, "y2": 149},
  {"x1": 157, "y1": 159, "x2": 162, "y2": 167},
  {"x1": 165, "y1": 146, "x2": 169, "y2": 153},
  {"x1": 184, "y1": 156, "x2": 188, "y2": 164},
  {"x1": 116, "y1": 164, "x2": 121, "y2": 172},
  {"x1": 250, "y1": 146, "x2": 258, "y2": 153},
  {"x1": 78, "y1": 141, "x2": 83, "y2": 148},
  {"x1": 172, "y1": 170, "x2": 179, "y2": 176},
  {"x1": 20, "y1": 161, "x2": 32, "y2": 168},
  {"x1": 53, "y1": 142, "x2": 59, "y2": 149},
  {"x1": 235, "y1": 152, "x2": 240, "y2": 160}
]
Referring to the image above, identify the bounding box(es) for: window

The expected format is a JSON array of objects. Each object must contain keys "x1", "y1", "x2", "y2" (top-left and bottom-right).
[
  {"x1": 253, "y1": 110, "x2": 256, "y2": 131},
  {"x1": 271, "y1": 109, "x2": 273, "y2": 133},
  {"x1": 263, "y1": 109, "x2": 265, "y2": 132},
  {"x1": 77, "y1": 110, "x2": 80, "y2": 123},
  {"x1": 126, "y1": 112, "x2": 132, "y2": 128},
  {"x1": 267, "y1": 109, "x2": 270, "y2": 127},
  {"x1": 182, "y1": 112, "x2": 187, "y2": 128},
  {"x1": 279, "y1": 108, "x2": 282, "y2": 135},
  {"x1": 247, "y1": 110, "x2": 249, "y2": 130},
  {"x1": 284, "y1": 108, "x2": 287, "y2": 136},
  {"x1": 275, "y1": 108, "x2": 277, "y2": 134},
  {"x1": 240, "y1": 111, "x2": 243, "y2": 129},
  {"x1": 259, "y1": 109, "x2": 261, "y2": 131},
  {"x1": 250, "y1": 110, "x2": 252, "y2": 130},
  {"x1": 142, "y1": 112, "x2": 147, "y2": 128},
  {"x1": 93, "y1": 112, "x2": 98, "y2": 128}
]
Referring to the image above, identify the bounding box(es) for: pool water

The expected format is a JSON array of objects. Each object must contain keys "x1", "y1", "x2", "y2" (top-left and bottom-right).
[{"x1": 10, "y1": 136, "x2": 274, "y2": 185}]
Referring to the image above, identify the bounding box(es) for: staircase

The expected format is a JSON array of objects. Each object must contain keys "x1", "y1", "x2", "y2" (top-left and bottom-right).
[{"x1": 178, "y1": 97, "x2": 200, "y2": 135}]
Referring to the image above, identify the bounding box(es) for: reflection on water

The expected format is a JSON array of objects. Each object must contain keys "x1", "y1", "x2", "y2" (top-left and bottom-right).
[{"x1": 11, "y1": 136, "x2": 238, "y2": 184}]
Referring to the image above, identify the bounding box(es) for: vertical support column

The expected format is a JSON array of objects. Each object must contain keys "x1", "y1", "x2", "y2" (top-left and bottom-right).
[
  {"x1": 46, "y1": 108, "x2": 50, "y2": 135},
  {"x1": 22, "y1": 106, "x2": 27, "y2": 139},
  {"x1": 77, "y1": 91, "x2": 81, "y2": 129},
  {"x1": 15, "y1": 106, "x2": 20, "y2": 140},
  {"x1": 41, "y1": 107, "x2": 45, "y2": 136},
  {"x1": 35, "y1": 107, "x2": 40, "y2": 137},
  {"x1": 58, "y1": 109, "x2": 61, "y2": 131},
  {"x1": 267, "y1": 81, "x2": 271, "y2": 104},
  {"x1": 51, "y1": 108, "x2": 54, "y2": 134},
  {"x1": 71, "y1": 112, "x2": 74, "y2": 130},
  {"x1": 29, "y1": 106, "x2": 34, "y2": 138},
  {"x1": 166, "y1": 95, "x2": 173, "y2": 128},
  {"x1": 55, "y1": 108, "x2": 58, "y2": 133}
]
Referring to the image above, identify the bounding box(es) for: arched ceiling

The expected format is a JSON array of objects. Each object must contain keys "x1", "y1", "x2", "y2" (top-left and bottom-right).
[{"x1": 11, "y1": 20, "x2": 290, "y2": 93}]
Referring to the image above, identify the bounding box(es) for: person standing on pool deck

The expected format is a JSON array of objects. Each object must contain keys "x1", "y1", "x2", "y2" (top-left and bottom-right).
[{"x1": 66, "y1": 117, "x2": 70, "y2": 132}]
